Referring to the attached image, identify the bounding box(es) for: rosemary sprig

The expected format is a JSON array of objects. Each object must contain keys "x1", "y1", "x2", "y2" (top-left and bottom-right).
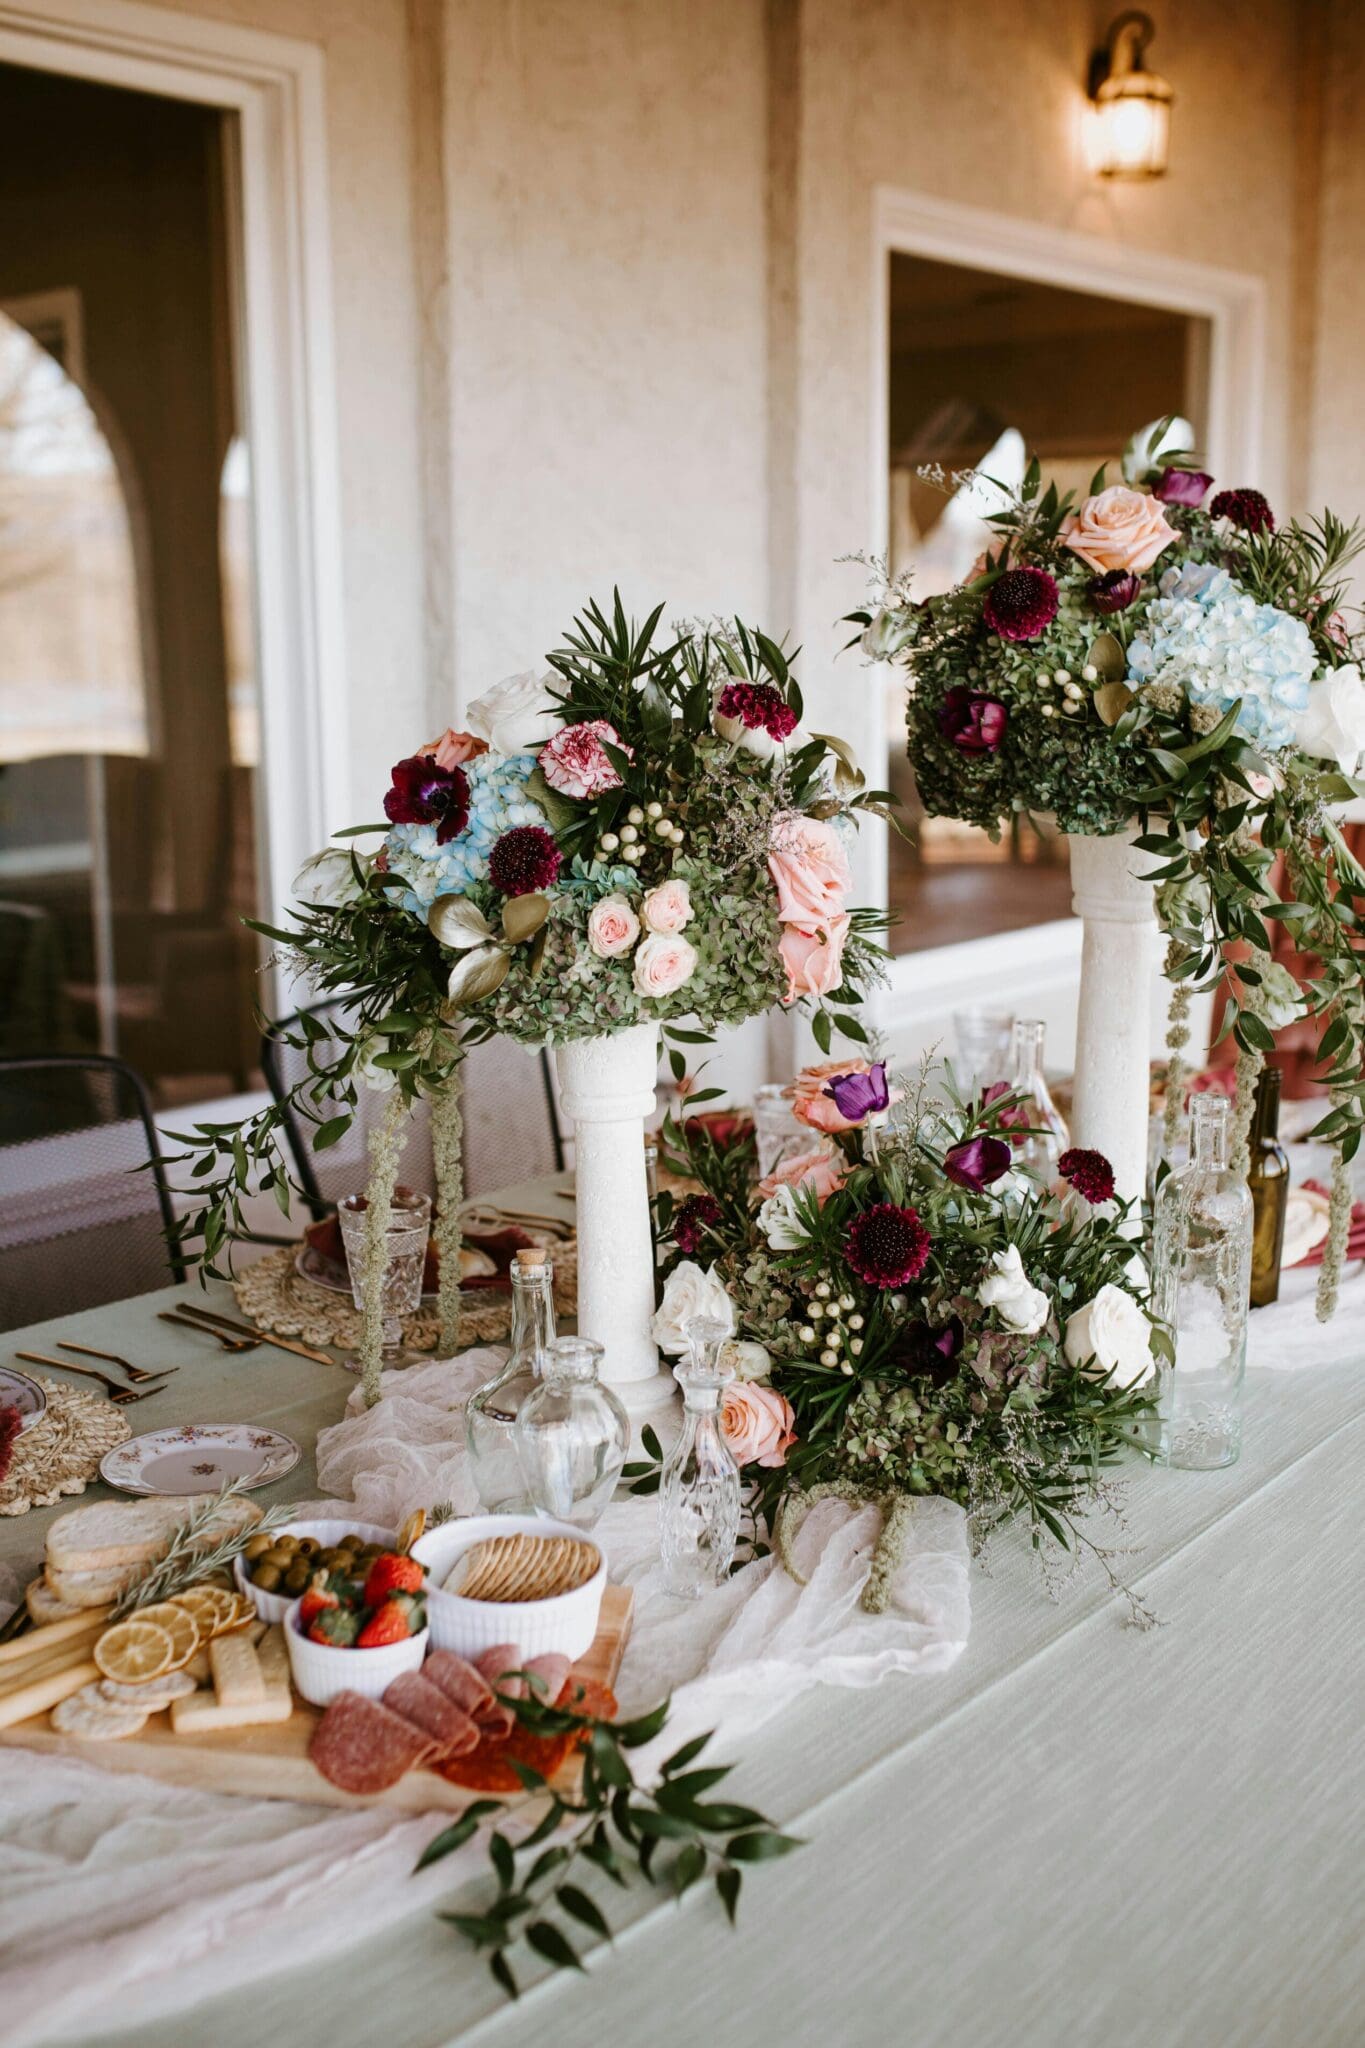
[
  {"x1": 111, "y1": 1477, "x2": 293, "y2": 1616},
  {"x1": 416, "y1": 1680, "x2": 801, "y2": 1998}
]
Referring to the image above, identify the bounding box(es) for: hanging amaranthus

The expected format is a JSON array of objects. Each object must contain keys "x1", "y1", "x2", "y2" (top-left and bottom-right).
[
  {"x1": 1317, "y1": 1088, "x2": 1354, "y2": 1322},
  {"x1": 431, "y1": 1073, "x2": 465, "y2": 1356},
  {"x1": 1161, "y1": 938, "x2": 1193, "y2": 1161},
  {"x1": 359, "y1": 1090, "x2": 409, "y2": 1408}
]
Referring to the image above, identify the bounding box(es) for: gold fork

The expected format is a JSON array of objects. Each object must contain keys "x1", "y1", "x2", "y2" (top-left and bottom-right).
[
  {"x1": 57, "y1": 1340, "x2": 177, "y2": 1386},
  {"x1": 14, "y1": 1353, "x2": 169, "y2": 1404}
]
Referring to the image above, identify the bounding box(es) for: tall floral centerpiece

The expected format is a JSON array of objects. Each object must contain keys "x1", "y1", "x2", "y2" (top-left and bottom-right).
[
  {"x1": 851, "y1": 422, "x2": 1365, "y2": 1316},
  {"x1": 178, "y1": 596, "x2": 888, "y2": 1403}
]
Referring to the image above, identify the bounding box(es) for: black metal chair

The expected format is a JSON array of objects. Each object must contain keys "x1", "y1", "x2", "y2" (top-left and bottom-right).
[
  {"x1": 262, "y1": 1000, "x2": 565, "y2": 1215},
  {"x1": 0, "y1": 1053, "x2": 185, "y2": 1331}
]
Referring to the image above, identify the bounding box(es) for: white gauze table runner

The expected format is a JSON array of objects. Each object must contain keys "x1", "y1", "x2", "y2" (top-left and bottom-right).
[{"x1": 0, "y1": 1348, "x2": 970, "y2": 2045}]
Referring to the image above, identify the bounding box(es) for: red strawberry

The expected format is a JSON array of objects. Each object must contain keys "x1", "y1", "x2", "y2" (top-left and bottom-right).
[
  {"x1": 363, "y1": 1553, "x2": 425, "y2": 1606},
  {"x1": 298, "y1": 1574, "x2": 339, "y2": 1628},
  {"x1": 357, "y1": 1599, "x2": 414, "y2": 1648},
  {"x1": 307, "y1": 1604, "x2": 361, "y2": 1648}
]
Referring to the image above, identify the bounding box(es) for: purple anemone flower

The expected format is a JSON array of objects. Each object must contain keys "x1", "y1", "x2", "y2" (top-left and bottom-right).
[
  {"x1": 1089, "y1": 570, "x2": 1142, "y2": 615},
  {"x1": 824, "y1": 1062, "x2": 890, "y2": 1124},
  {"x1": 1153, "y1": 467, "x2": 1213, "y2": 508},
  {"x1": 905, "y1": 1316, "x2": 965, "y2": 1386},
  {"x1": 943, "y1": 1133, "x2": 1013, "y2": 1192},
  {"x1": 383, "y1": 755, "x2": 470, "y2": 846},
  {"x1": 938, "y1": 687, "x2": 1007, "y2": 755}
]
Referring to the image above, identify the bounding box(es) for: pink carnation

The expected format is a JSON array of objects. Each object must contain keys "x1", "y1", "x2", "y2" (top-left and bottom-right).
[{"x1": 539, "y1": 719, "x2": 633, "y2": 800}]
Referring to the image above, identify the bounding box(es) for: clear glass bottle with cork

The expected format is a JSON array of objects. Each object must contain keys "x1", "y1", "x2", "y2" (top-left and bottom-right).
[{"x1": 465, "y1": 1247, "x2": 556, "y2": 1513}]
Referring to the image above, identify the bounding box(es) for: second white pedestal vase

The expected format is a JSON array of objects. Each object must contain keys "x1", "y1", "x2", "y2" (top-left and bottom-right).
[
  {"x1": 1069, "y1": 826, "x2": 1159, "y2": 1209},
  {"x1": 553, "y1": 1021, "x2": 674, "y2": 1415}
]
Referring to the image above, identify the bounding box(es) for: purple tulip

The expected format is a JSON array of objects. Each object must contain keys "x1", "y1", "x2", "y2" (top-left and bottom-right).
[
  {"x1": 943, "y1": 1133, "x2": 1012, "y2": 1191},
  {"x1": 383, "y1": 755, "x2": 470, "y2": 846},
  {"x1": 938, "y1": 687, "x2": 1007, "y2": 755},
  {"x1": 1153, "y1": 466, "x2": 1213, "y2": 508},
  {"x1": 824, "y1": 1062, "x2": 890, "y2": 1124},
  {"x1": 1089, "y1": 570, "x2": 1142, "y2": 615}
]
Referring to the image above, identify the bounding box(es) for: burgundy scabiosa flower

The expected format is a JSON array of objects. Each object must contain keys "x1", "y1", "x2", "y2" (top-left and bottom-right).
[
  {"x1": 673, "y1": 1193, "x2": 723, "y2": 1256},
  {"x1": 938, "y1": 687, "x2": 1007, "y2": 755},
  {"x1": 1210, "y1": 487, "x2": 1275, "y2": 534},
  {"x1": 981, "y1": 566, "x2": 1059, "y2": 644},
  {"x1": 1153, "y1": 467, "x2": 1213, "y2": 508},
  {"x1": 715, "y1": 681, "x2": 799, "y2": 743},
  {"x1": 1058, "y1": 1147, "x2": 1116, "y2": 1205},
  {"x1": 844, "y1": 1203, "x2": 931, "y2": 1290},
  {"x1": 943, "y1": 1133, "x2": 1012, "y2": 1192},
  {"x1": 488, "y1": 825, "x2": 562, "y2": 897},
  {"x1": 823, "y1": 1062, "x2": 890, "y2": 1124},
  {"x1": 383, "y1": 755, "x2": 470, "y2": 846},
  {"x1": 1089, "y1": 570, "x2": 1142, "y2": 615}
]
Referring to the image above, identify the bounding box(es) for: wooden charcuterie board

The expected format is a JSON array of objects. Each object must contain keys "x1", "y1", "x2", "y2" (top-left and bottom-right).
[{"x1": 0, "y1": 1586, "x2": 633, "y2": 1813}]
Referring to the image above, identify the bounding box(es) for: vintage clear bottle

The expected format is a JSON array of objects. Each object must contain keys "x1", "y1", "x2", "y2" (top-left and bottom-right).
[
  {"x1": 1007, "y1": 1018, "x2": 1069, "y2": 1180},
  {"x1": 658, "y1": 1316, "x2": 741, "y2": 1599},
  {"x1": 513, "y1": 1336, "x2": 629, "y2": 1531},
  {"x1": 465, "y1": 1249, "x2": 556, "y2": 1513},
  {"x1": 1248, "y1": 1064, "x2": 1290, "y2": 1308},
  {"x1": 1151, "y1": 1092, "x2": 1252, "y2": 1469}
]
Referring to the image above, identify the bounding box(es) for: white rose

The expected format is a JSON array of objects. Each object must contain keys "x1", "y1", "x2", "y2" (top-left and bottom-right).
[
  {"x1": 651, "y1": 1259, "x2": 736, "y2": 1357},
  {"x1": 757, "y1": 1182, "x2": 809, "y2": 1251},
  {"x1": 466, "y1": 669, "x2": 563, "y2": 755},
  {"x1": 641, "y1": 878, "x2": 693, "y2": 936},
  {"x1": 1064, "y1": 1283, "x2": 1155, "y2": 1388},
  {"x1": 1294, "y1": 663, "x2": 1365, "y2": 774},
  {"x1": 1258, "y1": 960, "x2": 1305, "y2": 1031},
  {"x1": 859, "y1": 605, "x2": 914, "y2": 663},
  {"x1": 721, "y1": 1339, "x2": 772, "y2": 1384},
  {"x1": 354, "y1": 1035, "x2": 397, "y2": 1094},
  {"x1": 976, "y1": 1243, "x2": 1050, "y2": 1335},
  {"x1": 632, "y1": 931, "x2": 698, "y2": 1000},
  {"x1": 294, "y1": 846, "x2": 365, "y2": 907},
  {"x1": 586, "y1": 892, "x2": 641, "y2": 959}
]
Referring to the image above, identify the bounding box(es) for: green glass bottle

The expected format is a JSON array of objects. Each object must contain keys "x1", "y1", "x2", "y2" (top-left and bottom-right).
[{"x1": 1248, "y1": 1064, "x2": 1290, "y2": 1308}]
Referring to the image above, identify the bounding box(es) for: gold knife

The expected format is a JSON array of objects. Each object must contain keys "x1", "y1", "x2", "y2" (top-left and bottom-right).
[{"x1": 173, "y1": 1301, "x2": 339, "y2": 1368}]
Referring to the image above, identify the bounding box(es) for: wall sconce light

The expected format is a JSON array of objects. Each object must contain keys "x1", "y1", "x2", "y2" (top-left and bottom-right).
[{"x1": 1087, "y1": 11, "x2": 1172, "y2": 179}]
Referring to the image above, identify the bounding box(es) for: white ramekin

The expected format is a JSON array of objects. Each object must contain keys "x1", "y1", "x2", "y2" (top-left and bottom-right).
[
  {"x1": 283, "y1": 1596, "x2": 428, "y2": 1707},
  {"x1": 411, "y1": 1514, "x2": 607, "y2": 1663},
  {"x1": 235, "y1": 1518, "x2": 397, "y2": 1625}
]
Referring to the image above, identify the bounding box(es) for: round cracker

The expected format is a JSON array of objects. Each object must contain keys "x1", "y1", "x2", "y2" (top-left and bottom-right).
[
  {"x1": 52, "y1": 1684, "x2": 150, "y2": 1740},
  {"x1": 99, "y1": 1669, "x2": 198, "y2": 1707}
]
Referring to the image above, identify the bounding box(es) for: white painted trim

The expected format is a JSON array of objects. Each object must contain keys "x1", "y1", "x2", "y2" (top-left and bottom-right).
[
  {"x1": 0, "y1": 0, "x2": 349, "y2": 939},
  {"x1": 868, "y1": 186, "x2": 1269, "y2": 1040}
]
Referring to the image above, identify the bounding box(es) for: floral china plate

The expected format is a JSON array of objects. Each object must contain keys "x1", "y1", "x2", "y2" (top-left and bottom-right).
[
  {"x1": 0, "y1": 1366, "x2": 47, "y2": 1432},
  {"x1": 99, "y1": 1423, "x2": 300, "y2": 1496}
]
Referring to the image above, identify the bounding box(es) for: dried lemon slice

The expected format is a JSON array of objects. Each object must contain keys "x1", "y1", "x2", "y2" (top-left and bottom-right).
[
  {"x1": 94, "y1": 1619, "x2": 176, "y2": 1685},
  {"x1": 129, "y1": 1602, "x2": 201, "y2": 1670},
  {"x1": 173, "y1": 1586, "x2": 236, "y2": 1632}
]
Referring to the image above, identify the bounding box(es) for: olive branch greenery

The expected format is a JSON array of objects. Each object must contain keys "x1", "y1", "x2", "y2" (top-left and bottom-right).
[{"x1": 414, "y1": 1680, "x2": 800, "y2": 2000}]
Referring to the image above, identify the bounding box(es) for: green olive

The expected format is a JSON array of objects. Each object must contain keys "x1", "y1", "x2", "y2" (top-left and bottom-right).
[
  {"x1": 252, "y1": 1563, "x2": 283, "y2": 1592},
  {"x1": 243, "y1": 1533, "x2": 273, "y2": 1562},
  {"x1": 284, "y1": 1561, "x2": 312, "y2": 1595},
  {"x1": 261, "y1": 1547, "x2": 292, "y2": 1571},
  {"x1": 276, "y1": 1534, "x2": 300, "y2": 1554},
  {"x1": 295, "y1": 1537, "x2": 320, "y2": 1556}
]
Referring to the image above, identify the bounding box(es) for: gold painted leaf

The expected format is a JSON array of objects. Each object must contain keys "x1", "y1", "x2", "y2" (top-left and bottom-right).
[
  {"x1": 428, "y1": 894, "x2": 495, "y2": 950},
  {"x1": 812, "y1": 731, "x2": 865, "y2": 795},
  {"x1": 445, "y1": 944, "x2": 510, "y2": 1008},
  {"x1": 1093, "y1": 680, "x2": 1135, "y2": 727},
  {"x1": 1086, "y1": 633, "x2": 1127, "y2": 681},
  {"x1": 500, "y1": 892, "x2": 551, "y2": 945}
]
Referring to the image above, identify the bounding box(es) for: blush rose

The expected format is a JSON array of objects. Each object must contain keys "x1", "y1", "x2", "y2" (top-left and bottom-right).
[
  {"x1": 586, "y1": 892, "x2": 641, "y2": 959},
  {"x1": 1062, "y1": 484, "x2": 1179, "y2": 575},
  {"x1": 720, "y1": 1382, "x2": 796, "y2": 1468},
  {"x1": 641, "y1": 878, "x2": 693, "y2": 935},
  {"x1": 778, "y1": 915, "x2": 849, "y2": 1003},
  {"x1": 767, "y1": 814, "x2": 852, "y2": 926},
  {"x1": 632, "y1": 931, "x2": 698, "y2": 999}
]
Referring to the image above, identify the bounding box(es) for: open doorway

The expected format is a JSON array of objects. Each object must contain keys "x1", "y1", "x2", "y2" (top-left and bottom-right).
[{"x1": 0, "y1": 61, "x2": 263, "y2": 1105}]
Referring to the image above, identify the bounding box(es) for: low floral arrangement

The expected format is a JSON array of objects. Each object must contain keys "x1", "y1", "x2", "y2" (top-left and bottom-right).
[
  {"x1": 174, "y1": 595, "x2": 888, "y2": 1398},
  {"x1": 647, "y1": 1059, "x2": 1164, "y2": 1621},
  {"x1": 849, "y1": 420, "x2": 1365, "y2": 1316}
]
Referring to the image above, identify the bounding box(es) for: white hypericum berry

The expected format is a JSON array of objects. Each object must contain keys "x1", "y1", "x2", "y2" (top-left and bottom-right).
[
  {"x1": 838, "y1": 1294, "x2": 855, "y2": 1311},
  {"x1": 808, "y1": 1301, "x2": 824, "y2": 1321},
  {"x1": 798, "y1": 1324, "x2": 816, "y2": 1344},
  {"x1": 820, "y1": 1348, "x2": 838, "y2": 1367},
  {"x1": 850, "y1": 1337, "x2": 864, "y2": 1357},
  {"x1": 599, "y1": 831, "x2": 620, "y2": 852},
  {"x1": 645, "y1": 801, "x2": 663, "y2": 820},
  {"x1": 654, "y1": 819, "x2": 672, "y2": 838},
  {"x1": 623, "y1": 843, "x2": 642, "y2": 864},
  {"x1": 626, "y1": 806, "x2": 644, "y2": 826},
  {"x1": 815, "y1": 1280, "x2": 831, "y2": 1300},
  {"x1": 840, "y1": 1360, "x2": 854, "y2": 1377},
  {"x1": 1081, "y1": 664, "x2": 1099, "y2": 683},
  {"x1": 619, "y1": 824, "x2": 638, "y2": 844},
  {"x1": 1041, "y1": 705, "x2": 1057, "y2": 719},
  {"x1": 848, "y1": 1312, "x2": 864, "y2": 1331},
  {"x1": 1053, "y1": 668, "x2": 1071, "y2": 685}
]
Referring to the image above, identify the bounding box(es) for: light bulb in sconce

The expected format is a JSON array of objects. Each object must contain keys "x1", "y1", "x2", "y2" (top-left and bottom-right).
[{"x1": 1087, "y1": 10, "x2": 1173, "y2": 180}]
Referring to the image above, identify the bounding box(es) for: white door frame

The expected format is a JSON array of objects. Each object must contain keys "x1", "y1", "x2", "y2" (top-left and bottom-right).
[
  {"x1": 0, "y1": 0, "x2": 349, "y2": 936},
  {"x1": 868, "y1": 185, "x2": 1268, "y2": 1050}
]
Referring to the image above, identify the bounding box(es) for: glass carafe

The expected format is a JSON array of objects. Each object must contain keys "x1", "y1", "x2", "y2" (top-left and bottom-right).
[
  {"x1": 658, "y1": 1316, "x2": 741, "y2": 1599},
  {"x1": 1007, "y1": 1018, "x2": 1069, "y2": 1179},
  {"x1": 1152, "y1": 1093, "x2": 1252, "y2": 1469},
  {"x1": 465, "y1": 1250, "x2": 556, "y2": 1513},
  {"x1": 513, "y1": 1336, "x2": 629, "y2": 1531}
]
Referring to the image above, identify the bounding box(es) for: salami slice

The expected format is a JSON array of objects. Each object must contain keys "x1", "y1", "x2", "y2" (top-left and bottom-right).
[
  {"x1": 308, "y1": 1690, "x2": 436, "y2": 1794},
  {"x1": 424, "y1": 1649, "x2": 497, "y2": 1718},
  {"x1": 523, "y1": 1653, "x2": 570, "y2": 1704},
  {"x1": 472, "y1": 1643, "x2": 522, "y2": 1690},
  {"x1": 383, "y1": 1671, "x2": 480, "y2": 1757}
]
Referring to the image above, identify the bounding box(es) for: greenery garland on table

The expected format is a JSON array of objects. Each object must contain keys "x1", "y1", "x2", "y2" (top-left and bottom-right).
[
  {"x1": 166, "y1": 595, "x2": 890, "y2": 1403},
  {"x1": 648, "y1": 1063, "x2": 1165, "y2": 1624},
  {"x1": 848, "y1": 419, "x2": 1365, "y2": 1318}
]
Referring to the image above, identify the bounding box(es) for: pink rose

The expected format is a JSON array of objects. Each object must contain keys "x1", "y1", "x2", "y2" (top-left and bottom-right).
[
  {"x1": 586, "y1": 892, "x2": 641, "y2": 959},
  {"x1": 791, "y1": 1058, "x2": 874, "y2": 1135},
  {"x1": 632, "y1": 931, "x2": 698, "y2": 999},
  {"x1": 721, "y1": 1381, "x2": 796, "y2": 1468},
  {"x1": 778, "y1": 914, "x2": 849, "y2": 1004},
  {"x1": 756, "y1": 1149, "x2": 847, "y2": 1205},
  {"x1": 540, "y1": 718, "x2": 633, "y2": 800},
  {"x1": 423, "y1": 728, "x2": 488, "y2": 769},
  {"x1": 1061, "y1": 485, "x2": 1178, "y2": 575},
  {"x1": 768, "y1": 814, "x2": 852, "y2": 926},
  {"x1": 642, "y1": 878, "x2": 693, "y2": 935}
]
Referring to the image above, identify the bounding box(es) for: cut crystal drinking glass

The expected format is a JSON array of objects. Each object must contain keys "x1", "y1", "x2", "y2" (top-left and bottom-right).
[
  {"x1": 1151, "y1": 1091, "x2": 1252, "y2": 1469},
  {"x1": 337, "y1": 1186, "x2": 430, "y2": 1373},
  {"x1": 465, "y1": 1249, "x2": 556, "y2": 1513},
  {"x1": 1007, "y1": 1018, "x2": 1069, "y2": 1180},
  {"x1": 513, "y1": 1335, "x2": 629, "y2": 1531},
  {"x1": 952, "y1": 1005, "x2": 1015, "y2": 1098},
  {"x1": 658, "y1": 1314, "x2": 741, "y2": 1599}
]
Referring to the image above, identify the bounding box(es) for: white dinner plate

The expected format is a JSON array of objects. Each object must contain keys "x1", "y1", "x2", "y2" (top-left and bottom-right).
[
  {"x1": 99, "y1": 1423, "x2": 300, "y2": 1496},
  {"x1": 0, "y1": 1366, "x2": 47, "y2": 1432}
]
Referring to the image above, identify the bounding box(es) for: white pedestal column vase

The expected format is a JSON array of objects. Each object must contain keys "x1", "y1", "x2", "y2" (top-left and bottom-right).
[
  {"x1": 554, "y1": 1021, "x2": 674, "y2": 1415},
  {"x1": 1069, "y1": 825, "x2": 1159, "y2": 1209}
]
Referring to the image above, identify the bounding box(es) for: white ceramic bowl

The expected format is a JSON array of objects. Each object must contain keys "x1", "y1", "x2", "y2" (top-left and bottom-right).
[
  {"x1": 412, "y1": 1514, "x2": 606, "y2": 1664},
  {"x1": 283, "y1": 1596, "x2": 428, "y2": 1707},
  {"x1": 235, "y1": 1518, "x2": 397, "y2": 1625}
]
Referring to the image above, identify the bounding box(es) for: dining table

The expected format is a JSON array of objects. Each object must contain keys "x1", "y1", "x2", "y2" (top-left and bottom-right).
[{"x1": 1, "y1": 1175, "x2": 1363, "y2": 2048}]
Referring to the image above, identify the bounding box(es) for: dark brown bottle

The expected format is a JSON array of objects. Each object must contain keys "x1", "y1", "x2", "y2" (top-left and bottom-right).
[{"x1": 1248, "y1": 1064, "x2": 1289, "y2": 1307}]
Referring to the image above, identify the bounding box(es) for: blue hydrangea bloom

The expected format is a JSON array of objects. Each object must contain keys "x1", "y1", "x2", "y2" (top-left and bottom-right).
[
  {"x1": 1127, "y1": 564, "x2": 1316, "y2": 750},
  {"x1": 384, "y1": 751, "x2": 546, "y2": 916}
]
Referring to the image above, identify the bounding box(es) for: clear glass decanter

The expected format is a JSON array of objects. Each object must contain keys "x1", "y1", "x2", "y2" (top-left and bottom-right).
[
  {"x1": 1007, "y1": 1017, "x2": 1069, "y2": 1179},
  {"x1": 1151, "y1": 1092, "x2": 1252, "y2": 1469},
  {"x1": 465, "y1": 1249, "x2": 556, "y2": 1513},
  {"x1": 658, "y1": 1316, "x2": 741, "y2": 1600},
  {"x1": 513, "y1": 1336, "x2": 629, "y2": 1531}
]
